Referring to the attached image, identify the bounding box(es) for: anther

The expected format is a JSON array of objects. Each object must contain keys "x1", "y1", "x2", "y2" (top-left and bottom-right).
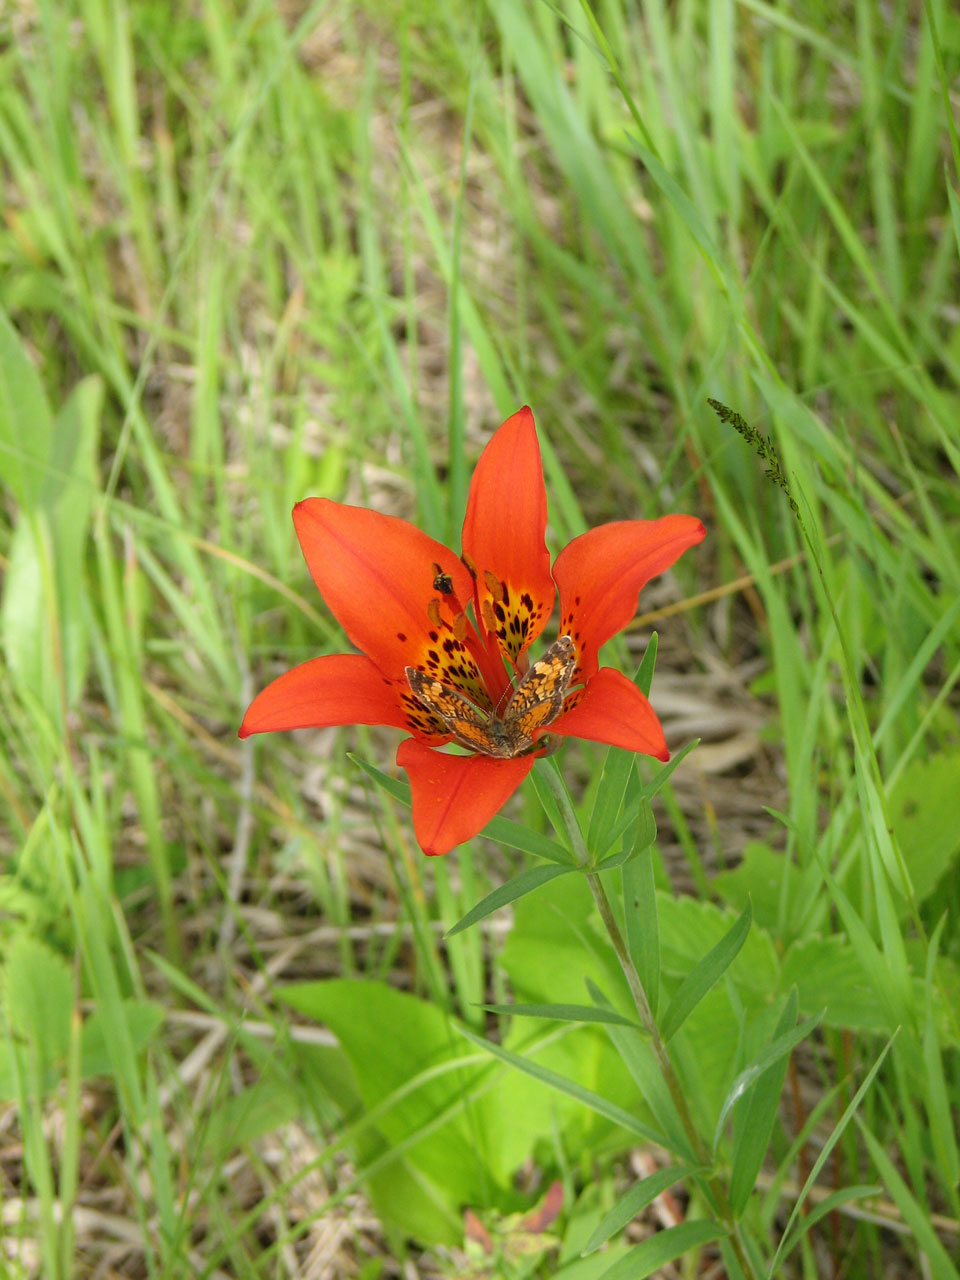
[
  {"x1": 426, "y1": 599, "x2": 443, "y2": 627},
  {"x1": 483, "y1": 570, "x2": 506, "y2": 602}
]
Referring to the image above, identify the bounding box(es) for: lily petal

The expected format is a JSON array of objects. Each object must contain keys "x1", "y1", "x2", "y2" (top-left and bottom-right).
[
  {"x1": 462, "y1": 407, "x2": 555, "y2": 665},
  {"x1": 397, "y1": 739, "x2": 536, "y2": 856},
  {"x1": 293, "y1": 499, "x2": 478, "y2": 682},
  {"x1": 553, "y1": 515, "x2": 706, "y2": 680},
  {"x1": 239, "y1": 652, "x2": 445, "y2": 741},
  {"x1": 546, "y1": 667, "x2": 669, "y2": 759}
]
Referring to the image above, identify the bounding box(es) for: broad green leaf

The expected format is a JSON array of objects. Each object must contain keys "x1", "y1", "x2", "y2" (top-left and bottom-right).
[
  {"x1": 1, "y1": 513, "x2": 54, "y2": 707},
  {"x1": 581, "y1": 1166, "x2": 693, "y2": 1256},
  {"x1": 496, "y1": 874, "x2": 655, "y2": 1149},
  {"x1": 481, "y1": 1002, "x2": 642, "y2": 1030},
  {"x1": 658, "y1": 894, "x2": 779, "y2": 1000},
  {"x1": 712, "y1": 842, "x2": 800, "y2": 932},
  {"x1": 888, "y1": 752, "x2": 960, "y2": 904},
  {"x1": 596, "y1": 1220, "x2": 724, "y2": 1279},
  {"x1": 492, "y1": 1020, "x2": 643, "y2": 1185},
  {"x1": 446, "y1": 864, "x2": 576, "y2": 937},
  {"x1": 817, "y1": 865, "x2": 908, "y2": 1031},
  {"x1": 660, "y1": 901, "x2": 752, "y2": 1042},
  {"x1": 204, "y1": 1074, "x2": 303, "y2": 1158},
  {"x1": 1, "y1": 373, "x2": 102, "y2": 712},
  {"x1": 3, "y1": 935, "x2": 73, "y2": 1073},
  {"x1": 781, "y1": 936, "x2": 892, "y2": 1033},
  {"x1": 276, "y1": 978, "x2": 482, "y2": 1243},
  {"x1": 80, "y1": 1000, "x2": 165, "y2": 1077},
  {"x1": 500, "y1": 874, "x2": 627, "y2": 1009},
  {"x1": 0, "y1": 306, "x2": 53, "y2": 509}
]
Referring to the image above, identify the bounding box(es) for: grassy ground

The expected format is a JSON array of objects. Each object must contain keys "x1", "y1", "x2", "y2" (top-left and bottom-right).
[{"x1": 1, "y1": 1, "x2": 959, "y2": 1276}]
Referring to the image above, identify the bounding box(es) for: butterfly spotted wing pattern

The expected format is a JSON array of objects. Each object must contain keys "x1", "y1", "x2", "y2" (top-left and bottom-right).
[{"x1": 405, "y1": 635, "x2": 576, "y2": 759}]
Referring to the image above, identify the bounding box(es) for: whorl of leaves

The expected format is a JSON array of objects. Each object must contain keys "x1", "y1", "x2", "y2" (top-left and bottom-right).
[{"x1": 707, "y1": 398, "x2": 802, "y2": 521}]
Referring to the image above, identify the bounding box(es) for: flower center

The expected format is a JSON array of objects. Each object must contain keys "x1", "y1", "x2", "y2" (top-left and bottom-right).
[{"x1": 404, "y1": 634, "x2": 576, "y2": 759}]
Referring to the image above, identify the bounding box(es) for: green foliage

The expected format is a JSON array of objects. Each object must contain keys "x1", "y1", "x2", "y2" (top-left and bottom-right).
[{"x1": 1, "y1": 0, "x2": 958, "y2": 1273}]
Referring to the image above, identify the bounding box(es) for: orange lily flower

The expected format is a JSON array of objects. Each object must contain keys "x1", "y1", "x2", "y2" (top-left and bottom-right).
[{"x1": 239, "y1": 408, "x2": 705, "y2": 856}]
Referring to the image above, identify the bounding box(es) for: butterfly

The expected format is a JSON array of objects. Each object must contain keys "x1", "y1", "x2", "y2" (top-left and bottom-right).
[{"x1": 405, "y1": 635, "x2": 577, "y2": 759}]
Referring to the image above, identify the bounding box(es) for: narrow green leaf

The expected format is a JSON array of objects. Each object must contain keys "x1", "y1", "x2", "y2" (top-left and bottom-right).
[
  {"x1": 528, "y1": 760, "x2": 569, "y2": 836},
  {"x1": 350, "y1": 753, "x2": 411, "y2": 805},
  {"x1": 446, "y1": 865, "x2": 576, "y2": 937},
  {"x1": 715, "y1": 1009, "x2": 822, "y2": 1154},
  {"x1": 729, "y1": 988, "x2": 798, "y2": 1215},
  {"x1": 581, "y1": 1166, "x2": 692, "y2": 1256},
  {"x1": 595, "y1": 799, "x2": 656, "y2": 872},
  {"x1": 597, "y1": 1220, "x2": 724, "y2": 1280},
  {"x1": 625, "y1": 137, "x2": 726, "y2": 286},
  {"x1": 778, "y1": 1186, "x2": 881, "y2": 1266},
  {"x1": 638, "y1": 740, "x2": 700, "y2": 801},
  {"x1": 587, "y1": 650, "x2": 656, "y2": 855},
  {"x1": 454, "y1": 1024, "x2": 666, "y2": 1147},
  {"x1": 480, "y1": 817, "x2": 577, "y2": 866},
  {"x1": 587, "y1": 748, "x2": 636, "y2": 858},
  {"x1": 660, "y1": 901, "x2": 752, "y2": 1042},
  {"x1": 480, "y1": 1002, "x2": 642, "y2": 1030},
  {"x1": 586, "y1": 979, "x2": 694, "y2": 1161},
  {"x1": 635, "y1": 632, "x2": 659, "y2": 698},
  {"x1": 600, "y1": 742, "x2": 699, "y2": 857}
]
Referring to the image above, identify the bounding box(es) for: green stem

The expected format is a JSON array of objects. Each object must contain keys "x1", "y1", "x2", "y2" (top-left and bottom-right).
[{"x1": 536, "y1": 763, "x2": 760, "y2": 1280}]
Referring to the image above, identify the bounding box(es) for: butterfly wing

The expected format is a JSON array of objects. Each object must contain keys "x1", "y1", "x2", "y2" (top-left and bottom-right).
[
  {"x1": 405, "y1": 668, "x2": 508, "y2": 755},
  {"x1": 502, "y1": 635, "x2": 577, "y2": 747}
]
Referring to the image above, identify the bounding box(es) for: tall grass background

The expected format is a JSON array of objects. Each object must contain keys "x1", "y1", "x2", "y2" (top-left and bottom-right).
[{"x1": 0, "y1": 0, "x2": 958, "y2": 1276}]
